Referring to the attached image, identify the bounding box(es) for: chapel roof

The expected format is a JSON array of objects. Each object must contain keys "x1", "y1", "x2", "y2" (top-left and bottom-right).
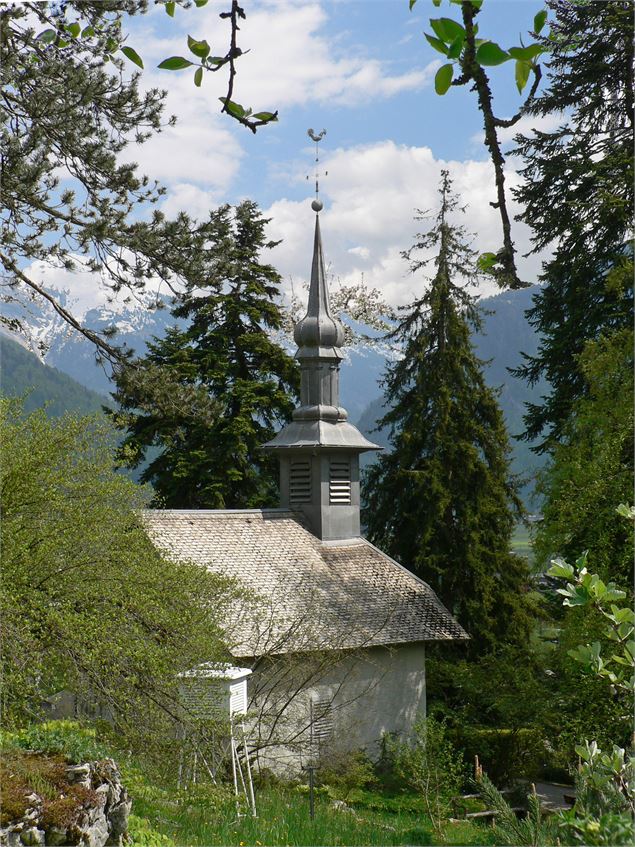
[{"x1": 143, "y1": 508, "x2": 468, "y2": 657}]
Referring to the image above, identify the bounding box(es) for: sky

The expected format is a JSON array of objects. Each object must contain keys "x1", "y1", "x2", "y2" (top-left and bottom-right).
[{"x1": 31, "y1": 0, "x2": 556, "y2": 318}]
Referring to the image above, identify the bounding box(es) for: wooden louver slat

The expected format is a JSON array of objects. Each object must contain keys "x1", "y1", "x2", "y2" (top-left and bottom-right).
[
  {"x1": 329, "y1": 460, "x2": 351, "y2": 505},
  {"x1": 290, "y1": 460, "x2": 311, "y2": 505}
]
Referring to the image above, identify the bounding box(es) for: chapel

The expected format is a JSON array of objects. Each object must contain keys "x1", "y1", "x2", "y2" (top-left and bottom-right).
[{"x1": 143, "y1": 196, "x2": 467, "y2": 771}]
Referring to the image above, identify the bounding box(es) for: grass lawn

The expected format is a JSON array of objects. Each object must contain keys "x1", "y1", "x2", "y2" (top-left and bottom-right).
[
  {"x1": 510, "y1": 523, "x2": 535, "y2": 570},
  {"x1": 127, "y1": 776, "x2": 498, "y2": 846}
]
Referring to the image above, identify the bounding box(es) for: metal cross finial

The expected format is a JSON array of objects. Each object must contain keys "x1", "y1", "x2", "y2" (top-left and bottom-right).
[{"x1": 307, "y1": 128, "x2": 327, "y2": 212}]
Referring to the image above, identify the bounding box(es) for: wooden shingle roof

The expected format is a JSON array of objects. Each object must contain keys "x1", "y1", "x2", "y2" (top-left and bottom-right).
[{"x1": 143, "y1": 509, "x2": 468, "y2": 657}]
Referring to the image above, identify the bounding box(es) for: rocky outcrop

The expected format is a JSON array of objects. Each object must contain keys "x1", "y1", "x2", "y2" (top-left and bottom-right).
[{"x1": 1, "y1": 758, "x2": 131, "y2": 847}]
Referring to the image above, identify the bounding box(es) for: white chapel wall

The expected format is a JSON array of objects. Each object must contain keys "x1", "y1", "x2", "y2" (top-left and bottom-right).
[{"x1": 246, "y1": 641, "x2": 426, "y2": 774}]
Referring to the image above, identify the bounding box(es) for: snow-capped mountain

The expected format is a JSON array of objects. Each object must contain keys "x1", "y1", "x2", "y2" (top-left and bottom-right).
[
  {"x1": 3, "y1": 281, "x2": 547, "y2": 503},
  {"x1": 3, "y1": 286, "x2": 176, "y2": 397},
  {"x1": 3, "y1": 282, "x2": 546, "y2": 440}
]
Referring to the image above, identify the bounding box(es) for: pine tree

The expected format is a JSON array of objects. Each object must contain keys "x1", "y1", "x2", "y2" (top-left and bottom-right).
[
  {"x1": 113, "y1": 201, "x2": 299, "y2": 509},
  {"x1": 512, "y1": 0, "x2": 634, "y2": 449},
  {"x1": 363, "y1": 172, "x2": 533, "y2": 653},
  {"x1": 533, "y1": 328, "x2": 634, "y2": 587}
]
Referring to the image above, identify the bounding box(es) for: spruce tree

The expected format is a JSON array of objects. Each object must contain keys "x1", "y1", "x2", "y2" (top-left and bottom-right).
[
  {"x1": 113, "y1": 201, "x2": 299, "y2": 509},
  {"x1": 363, "y1": 172, "x2": 533, "y2": 653},
  {"x1": 512, "y1": 0, "x2": 634, "y2": 449}
]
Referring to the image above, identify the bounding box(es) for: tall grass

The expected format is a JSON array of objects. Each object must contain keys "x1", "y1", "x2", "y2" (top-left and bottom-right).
[{"x1": 2, "y1": 721, "x2": 497, "y2": 846}]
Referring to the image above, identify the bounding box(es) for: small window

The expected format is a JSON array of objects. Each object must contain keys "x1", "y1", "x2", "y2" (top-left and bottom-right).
[
  {"x1": 290, "y1": 460, "x2": 311, "y2": 505},
  {"x1": 310, "y1": 697, "x2": 333, "y2": 745},
  {"x1": 329, "y1": 460, "x2": 351, "y2": 505}
]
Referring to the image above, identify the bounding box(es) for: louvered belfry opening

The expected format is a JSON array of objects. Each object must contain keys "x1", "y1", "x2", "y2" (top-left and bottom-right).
[
  {"x1": 289, "y1": 460, "x2": 312, "y2": 505},
  {"x1": 329, "y1": 459, "x2": 351, "y2": 505},
  {"x1": 311, "y1": 697, "x2": 334, "y2": 746}
]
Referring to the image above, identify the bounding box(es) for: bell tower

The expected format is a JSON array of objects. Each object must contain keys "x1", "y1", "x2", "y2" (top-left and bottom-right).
[{"x1": 263, "y1": 130, "x2": 380, "y2": 541}]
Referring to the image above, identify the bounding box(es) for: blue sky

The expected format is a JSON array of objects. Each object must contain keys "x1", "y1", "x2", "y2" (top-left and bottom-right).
[{"x1": 33, "y1": 0, "x2": 555, "y2": 318}]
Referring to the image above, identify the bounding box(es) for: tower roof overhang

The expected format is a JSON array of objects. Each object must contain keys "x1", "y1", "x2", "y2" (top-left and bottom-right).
[{"x1": 262, "y1": 419, "x2": 381, "y2": 452}]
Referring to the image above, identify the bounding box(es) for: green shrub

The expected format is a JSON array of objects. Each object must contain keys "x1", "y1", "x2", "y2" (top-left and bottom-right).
[
  {"x1": 389, "y1": 717, "x2": 467, "y2": 835},
  {"x1": 128, "y1": 814, "x2": 175, "y2": 846},
  {"x1": 175, "y1": 783, "x2": 234, "y2": 815},
  {"x1": 316, "y1": 748, "x2": 378, "y2": 800},
  {"x1": 556, "y1": 810, "x2": 634, "y2": 846},
  {"x1": 1, "y1": 720, "x2": 110, "y2": 763},
  {"x1": 475, "y1": 772, "x2": 557, "y2": 846},
  {"x1": 449, "y1": 726, "x2": 546, "y2": 785}
]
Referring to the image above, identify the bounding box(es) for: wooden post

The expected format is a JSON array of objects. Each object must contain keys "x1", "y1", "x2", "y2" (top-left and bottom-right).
[{"x1": 308, "y1": 765, "x2": 316, "y2": 821}]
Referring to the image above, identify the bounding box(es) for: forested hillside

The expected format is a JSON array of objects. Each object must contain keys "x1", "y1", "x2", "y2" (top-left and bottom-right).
[{"x1": 0, "y1": 334, "x2": 108, "y2": 417}]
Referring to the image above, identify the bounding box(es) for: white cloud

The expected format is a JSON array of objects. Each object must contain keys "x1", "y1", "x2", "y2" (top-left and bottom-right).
[
  {"x1": 216, "y1": 2, "x2": 437, "y2": 108},
  {"x1": 21, "y1": 256, "x2": 164, "y2": 324},
  {"x1": 160, "y1": 183, "x2": 220, "y2": 219},
  {"x1": 116, "y1": 1, "x2": 439, "y2": 219},
  {"x1": 471, "y1": 112, "x2": 565, "y2": 147},
  {"x1": 118, "y1": 72, "x2": 242, "y2": 193},
  {"x1": 23, "y1": 142, "x2": 545, "y2": 325},
  {"x1": 265, "y1": 140, "x2": 546, "y2": 308}
]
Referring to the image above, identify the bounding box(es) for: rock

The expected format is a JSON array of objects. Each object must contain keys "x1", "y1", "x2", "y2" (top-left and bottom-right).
[
  {"x1": 43, "y1": 828, "x2": 66, "y2": 846},
  {"x1": 94, "y1": 784, "x2": 110, "y2": 807},
  {"x1": 19, "y1": 829, "x2": 45, "y2": 847},
  {"x1": 106, "y1": 797, "x2": 131, "y2": 847},
  {"x1": 4, "y1": 757, "x2": 130, "y2": 847},
  {"x1": 65, "y1": 764, "x2": 91, "y2": 790},
  {"x1": 82, "y1": 814, "x2": 109, "y2": 847},
  {"x1": 0, "y1": 829, "x2": 23, "y2": 847}
]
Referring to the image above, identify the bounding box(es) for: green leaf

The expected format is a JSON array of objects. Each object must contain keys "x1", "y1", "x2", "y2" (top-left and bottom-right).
[
  {"x1": 447, "y1": 34, "x2": 465, "y2": 60},
  {"x1": 121, "y1": 46, "x2": 144, "y2": 69},
  {"x1": 253, "y1": 112, "x2": 278, "y2": 122},
  {"x1": 188, "y1": 35, "x2": 211, "y2": 59},
  {"x1": 219, "y1": 97, "x2": 246, "y2": 118},
  {"x1": 194, "y1": 0, "x2": 209, "y2": 6},
  {"x1": 508, "y1": 44, "x2": 544, "y2": 62},
  {"x1": 165, "y1": 2, "x2": 175, "y2": 17},
  {"x1": 105, "y1": 38, "x2": 118, "y2": 54},
  {"x1": 410, "y1": 0, "x2": 418, "y2": 9},
  {"x1": 158, "y1": 56, "x2": 194, "y2": 70},
  {"x1": 424, "y1": 33, "x2": 449, "y2": 56},
  {"x1": 534, "y1": 10, "x2": 548, "y2": 34},
  {"x1": 561, "y1": 585, "x2": 589, "y2": 607},
  {"x1": 194, "y1": 67, "x2": 203, "y2": 87},
  {"x1": 476, "y1": 41, "x2": 511, "y2": 66},
  {"x1": 430, "y1": 18, "x2": 465, "y2": 44},
  {"x1": 430, "y1": 19, "x2": 450, "y2": 43},
  {"x1": 81, "y1": 26, "x2": 95, "y2": 38},
  {"x1": 547, "y1": 558, "x2": 575, "y2": 580},
  {"x1": 440, "y1": 17, "x2": 465, "y2": 41},
  {"x1": 611, "y1": 606, "x2": 635, "y2": 624},
  {"x1": 432, "y1": 0, "x2": 441, "y2": 6},
  {"x1": 434, "y1": 63, "x2": 453, "y2": 96},
  {"x1": 477, "y1": 252, "x2": 498, "y2": 273},
  {"x1": 36, "y1": 29, "x2": 57, "y2": 44},
  {"x1": 616, "y1": 503, "x2": 635, "y2": 520},
  {"x1": 66, "y1": 22, "x2": 81, "y2": 38}
]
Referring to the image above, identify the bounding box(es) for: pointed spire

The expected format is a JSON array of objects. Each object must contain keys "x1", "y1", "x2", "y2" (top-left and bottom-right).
[{"x1": 294, "y1": 211, "x2": 345, "y2": 358}]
